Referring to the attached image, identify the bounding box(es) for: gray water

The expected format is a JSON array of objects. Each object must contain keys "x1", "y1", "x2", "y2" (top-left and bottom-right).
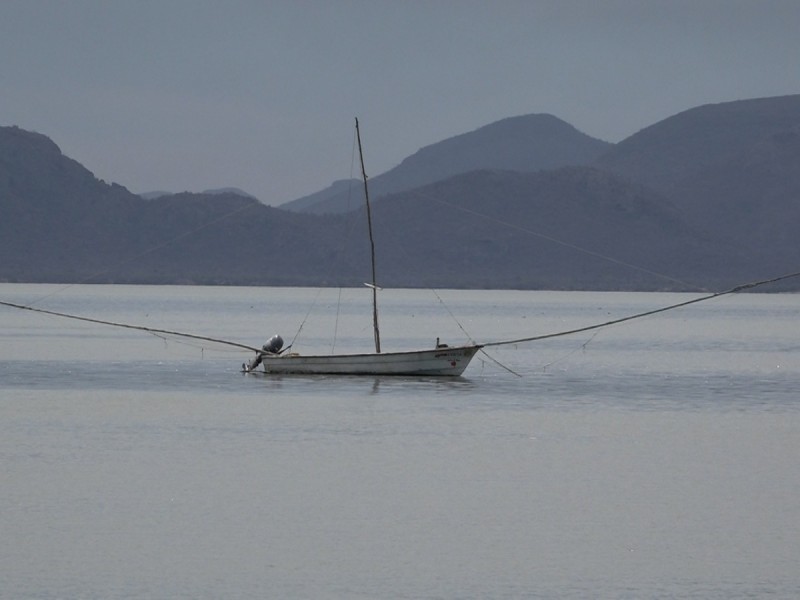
[{"x1": 2, "y1": 284, "x2": 799, "y2": 599}]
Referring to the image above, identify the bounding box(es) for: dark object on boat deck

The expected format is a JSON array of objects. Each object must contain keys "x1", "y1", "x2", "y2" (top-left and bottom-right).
[
  {"x1": 263, "y1": 334, "x2": 284, "y2": 355},
  {"x1": 245, "y1": 334, "x2": 284, "y2": 372}
]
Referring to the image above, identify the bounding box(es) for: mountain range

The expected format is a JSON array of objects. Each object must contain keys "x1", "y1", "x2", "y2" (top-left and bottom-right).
[{"x1": 1, "y1": 94, "x2": 799, "y2": 290}]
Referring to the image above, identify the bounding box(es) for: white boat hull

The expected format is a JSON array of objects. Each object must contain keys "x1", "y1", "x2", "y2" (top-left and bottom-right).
[{"x1": 257, "y1": 345, "x2": 482, "y2": 376}]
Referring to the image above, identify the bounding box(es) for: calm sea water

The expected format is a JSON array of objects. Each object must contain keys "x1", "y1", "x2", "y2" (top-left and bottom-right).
[{"x1": 2, "y1": 283, "x2": 799, "y2": 599}]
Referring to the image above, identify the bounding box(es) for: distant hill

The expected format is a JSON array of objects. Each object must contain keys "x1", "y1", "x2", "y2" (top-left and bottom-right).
[
  {"x1": 282, "y1": 179, "x2": 361, "y2": 213},
  {"x1": 201, "y1": 187, "x2": 257, "y2": 199},
  {"x1": 2, "y1": 94, "x2": 799, "y2": 291},
  {"x1": 139, "y1": 187, "x2": 258, "y2": 201},
  {"x1": 139, "y1": 190, "x2": 171, "y2": 199},
  {"x1": 596, "y1": 95, "x2": 800, "y2": 194},
  {"x1": 0, "y1": 125, "x2": 142, "y2": 280},
  {"x1": 281, "y1": 114, "x2": 613, "y2": 214},
  {"x1": 0, "y1": 126, "x2": 340, "y2": 285},
  {"x1": 595, "y1": 94, "x2": 800, "y2": 278}
]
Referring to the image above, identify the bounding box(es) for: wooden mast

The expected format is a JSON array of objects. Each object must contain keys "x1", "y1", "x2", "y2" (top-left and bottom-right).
[{"x1": 355, "y1": 117, "x2": 381, "y2": 353}]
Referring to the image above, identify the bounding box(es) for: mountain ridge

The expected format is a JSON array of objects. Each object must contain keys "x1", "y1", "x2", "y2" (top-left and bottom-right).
[{"x1": 2, "y1": 94, "x2": 798, "y2": 290}]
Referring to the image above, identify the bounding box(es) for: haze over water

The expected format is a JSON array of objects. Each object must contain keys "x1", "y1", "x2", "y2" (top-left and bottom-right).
[{"x1": 2, "y1": 284, "x2": 799, "y2": 598}]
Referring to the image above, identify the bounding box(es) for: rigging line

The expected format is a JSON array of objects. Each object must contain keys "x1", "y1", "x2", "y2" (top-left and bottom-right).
[
  {"x1": 332, "y1": 128, "x2": 362, "y2": 352},
  {"x1": 289, "y1": 287, "x2": 324, "y2": 349},
  {"x1": 368, "y1": 191, "x2": 479, "y2": 344},
  {"x1": 0, "y1": 299, "x2": 260, "y2": 353},
  {"x1": 146, "y1": 329, "x2": 250, "y2": 354},
  {"x1": 482, "y1": 269, "x2": 800, "y2": 348},
  {"x1": 23, "y1": 197, "x2": 264, "y2": 308},
  {"x1": 378, "y1": 221, "x2": 478, "y2": 343},
  {"x1": 478, "y1": 348, "x2": 522, "y2": 377},
  {"x1": 332, "y1": 287, "x2": 343, "y2": 353},
  {"x1": 411, "y1": 189, "x2": 708, "y2": 292},
  {"x1": 538, "y1": 332, "x2": 600, "y2": 372},
  {"x1": 429, "y1": 287, "x2": 477, "y2": 344}
]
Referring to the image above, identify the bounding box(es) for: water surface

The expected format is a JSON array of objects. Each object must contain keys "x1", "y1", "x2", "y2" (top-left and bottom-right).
[{"x1": 2, "y1": 284, "x2": 799, "y2": 598}]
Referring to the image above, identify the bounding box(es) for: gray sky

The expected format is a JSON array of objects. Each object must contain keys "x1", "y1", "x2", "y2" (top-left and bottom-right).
[{"x1": 2, "y1": 1, "x2": 799, "y2": 205}]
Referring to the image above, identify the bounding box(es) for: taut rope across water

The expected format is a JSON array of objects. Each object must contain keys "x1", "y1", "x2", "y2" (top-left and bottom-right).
[
  {"x1": 0, "y1": 299, "x2": 261, "y2": 353},
  {"x1": 482, "y1": 270, "x2": 800, "y2": 348}
]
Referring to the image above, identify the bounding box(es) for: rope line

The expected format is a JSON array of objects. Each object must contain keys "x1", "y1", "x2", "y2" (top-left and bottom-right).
[
  {"x1": 332, "y1": 129, "x2": 362, "y2": 352},
  {"x1": 429, "y1": 287, "x2": 478, "y2": 345},
  {"x1": 478, "y1": 348, "x2": 522, "y2": 377},
  {"x1": 538, "y1": 332, "x2": 600, "y2": 372},
  {"x1": 289, "y1": 287, "x2": 324, "y2": 349},
  {"x1": 482, "y1": 270, "x2": 800, "y2": 348},
  {"x1": 0, "y1": 299, "x2": 260, "y2": 353},
  {"x1": 372, "y1": 198, "x2": 479, "y2": 344}
]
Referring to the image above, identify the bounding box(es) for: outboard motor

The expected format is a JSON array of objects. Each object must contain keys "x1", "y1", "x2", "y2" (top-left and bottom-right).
[
  {"x1": 244, "y1": 334, "x2": 285, "y2": 373},
  {"x1": 263, "y1": 334, "x2": 284, "y2": 355}
]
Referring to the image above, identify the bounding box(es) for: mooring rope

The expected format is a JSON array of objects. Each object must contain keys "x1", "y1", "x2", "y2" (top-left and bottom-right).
[
  {"x1": 0, "y1": 299, "x2": 260, "y2": 353},
  {"x1": 482, "y1": 270, "x2": 800, "y2": 348}
]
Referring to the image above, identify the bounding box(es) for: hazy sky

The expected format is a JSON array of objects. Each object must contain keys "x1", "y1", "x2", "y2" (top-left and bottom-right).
[{"x1": 2, "y1": 1, "x2": 799, "y2": 205}]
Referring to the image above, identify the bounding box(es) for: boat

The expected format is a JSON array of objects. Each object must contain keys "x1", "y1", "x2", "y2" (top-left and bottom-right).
[
  {"x1": 254, "y1": 344, "x2": 482, "y2": 377},
  {"x1": 243, "y1": 119, "x2": 483, "y2": 376}
]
